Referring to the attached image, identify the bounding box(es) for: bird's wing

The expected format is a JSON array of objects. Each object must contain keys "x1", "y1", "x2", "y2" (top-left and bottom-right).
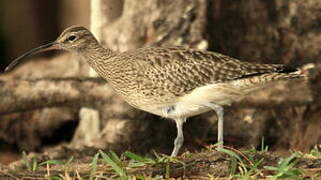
[{"x1": 123, "y1": 46, "x2": 294, "y2": 96}]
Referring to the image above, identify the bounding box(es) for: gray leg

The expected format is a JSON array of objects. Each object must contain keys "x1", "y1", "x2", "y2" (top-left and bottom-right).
[
  {"x1": 171, "y1": 118, "x2": 185, "y2": 157},
  {"x1": 207, "y1": 103, "x2": 224, "y2": 146}
]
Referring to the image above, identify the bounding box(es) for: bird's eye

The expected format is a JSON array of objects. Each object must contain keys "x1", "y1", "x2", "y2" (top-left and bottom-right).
[{"x1": 67, "y1": 35, "x2": 77, "y2": 42}]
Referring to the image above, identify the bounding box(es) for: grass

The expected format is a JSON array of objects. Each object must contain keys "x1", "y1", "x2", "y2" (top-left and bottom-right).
[
  {"x1": 309, "y1": 144, "x2": 321, "y2": 157},
  {"x1": 99, "y1": 150, "x2": 128, "y2": 179},
  {"x1": 2, "y1": 145, "x2": 321, "y2": 179},
  {"x1": 264, "y1": 153, "x2": 302, "y2": 179},
  {"x1": 260, "y1": 137, "x2": 269, "y2": 152},
  {"x1": 217, "y1": 147, "x2": 264, "y2": 179}
]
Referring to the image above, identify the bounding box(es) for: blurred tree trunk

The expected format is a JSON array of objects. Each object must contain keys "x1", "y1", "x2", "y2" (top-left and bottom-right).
[
  {"x1": 72, "y1": 0, "x2": 105, "y2": 147},
  {"x1": 72, "y1": 0, "x2": 127, "y2": 147},
  {"x1": 207, "y1": 0, "x2": 320, "y2": 151},
  {"x1": 0, "y1": 0, "x2": 320, "y2": 156}
]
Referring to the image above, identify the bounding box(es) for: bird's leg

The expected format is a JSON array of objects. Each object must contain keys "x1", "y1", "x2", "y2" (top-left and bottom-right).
[
  {"x1": 171, "y1": 118, "x2": 185, "y2": 157},
  {"x1": 206, "y1": 103, "x2": 224, "y2": 147}
]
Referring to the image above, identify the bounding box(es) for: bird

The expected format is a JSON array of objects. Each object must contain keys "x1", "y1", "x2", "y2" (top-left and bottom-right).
[{"x1": 4, "y1": 26, "x2": 305, "y2": 156}]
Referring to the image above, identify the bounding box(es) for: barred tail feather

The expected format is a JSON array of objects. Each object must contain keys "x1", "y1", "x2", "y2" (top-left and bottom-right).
[
  {"x1": 271, "y1": 71, "x2": 305, "y2": 80},
  {"x1": 231, "y1": 69, "x2": 306, "y2": 95}
]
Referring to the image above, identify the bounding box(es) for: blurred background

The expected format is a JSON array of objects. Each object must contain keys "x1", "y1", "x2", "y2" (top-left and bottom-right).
[
  {"x1": 0, "y1": 0, "x2": 90, "y2": 164},
  {"x1": 0, "y1": 0, "x2": 320, "y2": 166},
  {"x1": 0, "y1": 0, "x2": 89, "y2": 69}
]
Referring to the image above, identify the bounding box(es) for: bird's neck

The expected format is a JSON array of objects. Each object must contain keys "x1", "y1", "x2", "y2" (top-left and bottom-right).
[
  {"x1": 79, "y1": 45, "x2": 137, "y2": 97},
  {"x1": 79, "y1": 44, "x2": 118, "y2": 77}
]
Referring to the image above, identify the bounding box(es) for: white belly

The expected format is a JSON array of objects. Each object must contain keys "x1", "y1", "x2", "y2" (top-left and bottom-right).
[
  {"x1": 140, "y1": 82, "x2": 245, "y2": 119},
  {"x1": 142, "y1": 103, "x2": 212, "y2": 119}
]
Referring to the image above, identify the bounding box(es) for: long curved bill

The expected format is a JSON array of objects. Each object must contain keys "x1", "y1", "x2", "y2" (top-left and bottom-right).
[{"x1": 4, "y1": 42, "x2": 60, "y2": 72}]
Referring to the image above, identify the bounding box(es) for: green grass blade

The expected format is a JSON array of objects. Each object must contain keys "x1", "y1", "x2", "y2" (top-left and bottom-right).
[
  {"x1": 65, "y1": 156, "x2": 74, "y2": 166},
  {"x1": 135, "y1": 175, "x2": 147, "y2": 180},
  {"x1": 49, "y1": 175, "x2": 63, "y2": 180},
  {"x1": 217, "y1": 148, "x2": 242, "y2": 162},
  {"x1": 39, "y1": 160, "x2": 65, "y2": 166},
  {"x1": 89, "y1": 153, "x2": 99, "y2": 180},
  {"x1": 22, "y1": 151, "x2": 31, "y2": 171},
  {"x1": 32, "y1": 158, "x2": 38, "y2": 172},
  {"x1": 264, "y1": 166, "x2": 278, "y2": 171},
  {"x1": 229, "y1": 158, "x2": 238, "y2": 175},
  {"x1": 124, "y1": 151, "x2": 146, "y2": 162},
  {"x1": 109, "y1": 151, "x2": 123, "y2": 166},
  {"x1": 260, "y1": 137, "x2": 269, "y2": 152},
  {"x1": 99, "y1": 150, "x2": 128, "y2": 179}
]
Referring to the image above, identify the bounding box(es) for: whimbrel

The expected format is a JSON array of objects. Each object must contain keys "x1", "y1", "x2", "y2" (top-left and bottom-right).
[{"x1": 5, "y1": 26, "x2": 305, "y2": 156}]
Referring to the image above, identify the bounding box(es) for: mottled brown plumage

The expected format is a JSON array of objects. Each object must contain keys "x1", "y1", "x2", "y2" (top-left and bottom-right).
[{"x1": 5, "y1": 26, "x2": 305, "y2": 156}]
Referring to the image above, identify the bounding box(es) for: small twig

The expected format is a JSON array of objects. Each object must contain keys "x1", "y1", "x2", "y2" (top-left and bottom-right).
[
  {"x1": 214, "y1": 144, "x2": 254, "y2": 166},
  {"x1": 302, "y1": 167, "x2": 321, "y2": 172},
  {"x1": 0, "y1": 171, "x2": 20, "y2": 180},
  {"x1": 46, "y1": 163, "x2": 50, "y2": 177}
]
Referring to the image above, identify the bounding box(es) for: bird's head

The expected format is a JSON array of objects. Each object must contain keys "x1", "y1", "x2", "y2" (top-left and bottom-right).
[
  {"x1": 55, "y1": 26, "x2": 98, "y2": 51},
  {"x1": 4, "y1": 26, "x2": 98, "y2": 72}
]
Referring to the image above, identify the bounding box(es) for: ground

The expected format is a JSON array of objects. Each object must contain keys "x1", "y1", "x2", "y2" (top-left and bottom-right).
[{"x1": 0, "y1": 144, "x2": 320, "y2": 179}]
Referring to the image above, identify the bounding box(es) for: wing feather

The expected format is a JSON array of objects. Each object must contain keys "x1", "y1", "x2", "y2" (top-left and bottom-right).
[{"x1": 120, "y1": 46, "x2": 294, "y2": 98}]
